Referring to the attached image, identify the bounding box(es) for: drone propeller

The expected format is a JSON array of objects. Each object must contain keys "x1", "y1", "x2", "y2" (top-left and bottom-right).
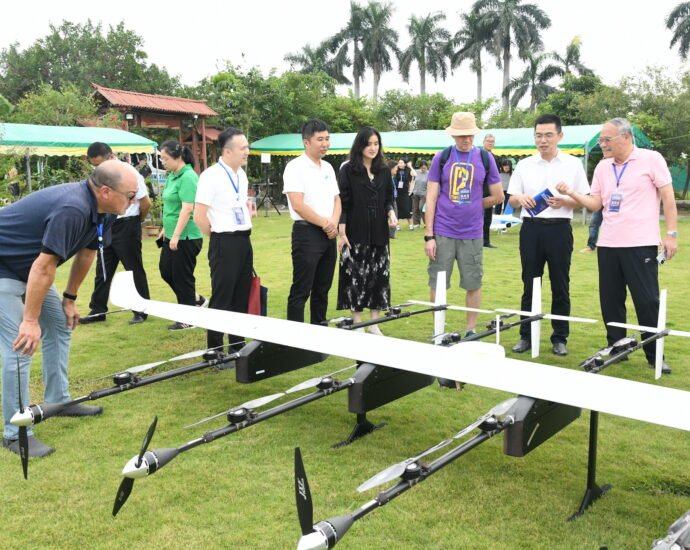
[
  {"x1": 112, "y1": 416, "x2": 157, "y2": 517},
  {"x1": 357, "y1": 397, "x2": 517, "y2": 492},
  {"x1": 285, "y1": 365, "x2": 357, "y2": 395},
  {"x1": 407, "y1": 300, "x2": 493, "y2": 314},
  {"x1": 183, "y1": 392, "x2": 286, "y2": 429},
  {"x1": 88, "y1": 345, "x2": 230, "y2": 384},
  {"x1": 16, "y1": 358, "x2": 29, "y2": 480},
  {"x1": 295, "y1": 447, "x2": 314, "y2": 536}
]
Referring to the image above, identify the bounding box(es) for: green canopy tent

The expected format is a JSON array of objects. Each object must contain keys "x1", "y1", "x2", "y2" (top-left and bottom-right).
[
  {"x1": 250, "y1": 125, "x2": 653, "y2": 158},
  {"x1": 0, "y1": 123, "x2": 158, "y2": 156}
]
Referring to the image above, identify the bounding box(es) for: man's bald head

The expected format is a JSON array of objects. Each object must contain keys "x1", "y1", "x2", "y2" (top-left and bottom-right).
[
  {"x1": 90, "y1": 159, "x2": 139, "y2": 215},
  {"x1": 90, "y1": 159, "x2": 137, "y2": 191}
]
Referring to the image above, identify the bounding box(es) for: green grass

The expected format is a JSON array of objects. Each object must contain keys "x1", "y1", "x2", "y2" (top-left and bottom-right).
[{"x1": 2, "y1": 213, "x2": 690, "y2": 550}]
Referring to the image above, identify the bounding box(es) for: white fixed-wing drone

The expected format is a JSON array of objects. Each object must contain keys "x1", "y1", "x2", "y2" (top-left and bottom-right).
[{"x1": 109, "y1": 271, "x2": 690, "y2": 432}]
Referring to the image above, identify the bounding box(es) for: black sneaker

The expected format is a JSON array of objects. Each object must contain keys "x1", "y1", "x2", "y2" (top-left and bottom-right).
[
  {"x1": 168, "y1": 322, "x2": 194, "y2": 331},
  {"x1": 3, "y1": 435, "x2": 54, "y2": 458},
  {"x1": 80, "y1": 311, "x2": 106, "y2": 324},
  {"x1": 195, "y1": 295, "x2": 209, "y2": 308},
  {"x1": 128, "y1": 312, "x2": 147, "y2": 325}
]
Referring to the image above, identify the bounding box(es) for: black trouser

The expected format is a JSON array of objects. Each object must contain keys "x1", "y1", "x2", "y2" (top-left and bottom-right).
[
  {"x1": 207, "y1": 231, "x2": 253, "y2": 350},
  {"x1": 597, "y1": 246, "x2": 660, "y2": 363},
  {"x1": 89, "y1": 216, "x2": 150, "y2": 315},
  {"x1": 483, "y1": 206, "x2": 493, "y2": 245},
  {"x1": 159, "y1": 237, "x2": 202, "y2": 306},
  {"x1": 518, "y1": 219, "x2": 573, "y2": 344},
  {"x1": 287, "y1": 222, "x2": 336, "y2": 325}
]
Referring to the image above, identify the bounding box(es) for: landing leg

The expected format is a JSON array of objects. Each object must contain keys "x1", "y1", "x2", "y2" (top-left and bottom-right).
[
  {"x1": 332, "y1": 413, "x2": 386, "y2": 449},
  {"x1": 568, "y1": 410, "x2": 611, "y2": 521}
]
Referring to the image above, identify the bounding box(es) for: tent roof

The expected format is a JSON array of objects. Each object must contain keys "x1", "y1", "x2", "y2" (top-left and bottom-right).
[
  {"x1": 250, "y1": 125, "x2": 654, "y2": 157},
  {"x1": 0, "y1": 123, "x2": 158, "y2": 156}
]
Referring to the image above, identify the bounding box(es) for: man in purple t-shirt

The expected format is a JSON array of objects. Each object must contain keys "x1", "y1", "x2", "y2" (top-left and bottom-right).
[{"x1": 424, "y1": 112, "x2": 503, "y2": 334}]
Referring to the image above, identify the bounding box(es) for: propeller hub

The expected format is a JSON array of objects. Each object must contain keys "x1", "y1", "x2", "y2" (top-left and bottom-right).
[
  {"x1": 401, "y1": 462, "x2": 423, "y2": 481},
  {"x1": 297, "y1": 530, "x2": 329, "y2": 550},
  {"x1": 10, "y1": 407, "x2": 34, "y2": 427},
  {"x1": 479, "y1": 416, "x2": 498, "y2": 432},
  {"x1": 389, "y1": 307, "x2": 401, "y2": 315},
  {"x1": 121, "y1": 454, "x2": 151, "y2": 479},
  {"x1": 316, "y1": 377, "x2": 335, "y2": 390},
  {"x1": 113, "y1": 372, "x2": 133, "y2": 386},
  {"x1": 228, "y1": 408, "x2": 249, "y2": 424}
]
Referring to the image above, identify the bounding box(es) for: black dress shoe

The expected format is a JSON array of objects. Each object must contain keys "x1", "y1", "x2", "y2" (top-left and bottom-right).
[
  {"x1": 128, "y1": 312, "x2": 147, "y2": 325},
  {"x1": 3, "y1": 435, "x2": 54, "y2": 458},
  {"x1": 552, "y1": 342, "x2": 568, "y2": 356},
  {"x1": 79, "y1": 311, "x2": 106, "y2": 324},
  {"x1": 52, "y1": 404, "x2": 103, "y2": 417},
  {"x1": 511, "y1": 339, "x2": 531, "y2": 353},
  {"x1": 649, "y1": 361, "x2": 672, "y2": 375},
  {"x1": 484, "y1": 244, "x2": 498, "y2": 249}
]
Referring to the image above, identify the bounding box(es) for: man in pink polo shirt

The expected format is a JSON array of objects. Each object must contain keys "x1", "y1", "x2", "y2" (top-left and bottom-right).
[{"x1": 557, "y1": 117, "x2": 678, "y2": 373}]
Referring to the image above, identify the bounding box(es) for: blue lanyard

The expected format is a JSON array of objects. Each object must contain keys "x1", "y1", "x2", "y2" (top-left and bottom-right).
[
  {"x1": 612, "y1": 162, "x2": 628, "y2": 188},
  {"x1": 96, "y1": 222, "x2": 106, "y2": 279},
  {"x1": 452, "y1": 146, "x2": 474, "y2": 166},
  {"x1": 218, "y1": 160, "x2": 240, "y2": 195}
]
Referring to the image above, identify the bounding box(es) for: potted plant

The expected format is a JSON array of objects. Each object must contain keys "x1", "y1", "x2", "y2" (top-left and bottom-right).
[{"x1": 144, "y1": 195, "x2": 163, "y2": 237}]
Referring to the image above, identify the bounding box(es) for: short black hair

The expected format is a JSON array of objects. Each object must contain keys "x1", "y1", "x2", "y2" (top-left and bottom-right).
[
  {"x1": 87, "y1": 142, "x2": 113, "y2": 159},
  {"x1": 419, "y1": 160, "x2": 428, "y2": 167},
  {"x1": 534, "y1": 113, "x2": 562, "y2": 133},
  {"x1": 218, "y1": 127, "x2": 245, "y2": 150},
  {"x1": 301, "y1": 119, "x2": 329, "y2": 141}
]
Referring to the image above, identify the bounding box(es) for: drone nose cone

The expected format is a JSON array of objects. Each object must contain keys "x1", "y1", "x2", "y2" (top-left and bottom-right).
[
  {"x1": 121, "y1": 455, "x2": 150, "y2": 479},
  {"x1": 10, "y1": 408, "x2": 34, "y2": 427},
  {"x1": 297, "y1": 531, "x2": 329, "y2": 550}
]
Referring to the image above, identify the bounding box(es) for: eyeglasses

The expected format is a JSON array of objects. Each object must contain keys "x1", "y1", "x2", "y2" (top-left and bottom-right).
[
  {"x1": 597, "y1": 135, "x2": 621, "y2": 145},
  {"x1": 534, "y1": 133, "x2": 558, "y2": 140},
  {"x1": 108, "y1": 186, "x2": 137, "y2": 201}
]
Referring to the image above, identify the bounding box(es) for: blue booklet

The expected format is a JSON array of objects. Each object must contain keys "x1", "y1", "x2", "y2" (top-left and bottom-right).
[{"x1": 526, "y1": 188, "x2": 554, "y2": 217}]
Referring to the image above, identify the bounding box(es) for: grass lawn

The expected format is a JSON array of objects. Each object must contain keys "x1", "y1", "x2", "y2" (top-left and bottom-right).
[{"x1": 2, "y1": 211, "x2": 690, "y2": 550}]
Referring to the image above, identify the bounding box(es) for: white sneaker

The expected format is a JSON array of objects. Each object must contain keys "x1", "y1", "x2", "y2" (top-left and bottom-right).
[
  {"x1": 396, "y1": 225, "x2": 401, "y2": 231},
  {"x1": 409, "y1": 225, "x2": 415, "y2": 230}
]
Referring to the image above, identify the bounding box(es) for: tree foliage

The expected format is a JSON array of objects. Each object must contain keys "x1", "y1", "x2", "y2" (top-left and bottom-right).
[
  {"x1": 9, "y1": 84, "x2": 97, "y2": 126},
  {"x1": 0, "y1": 20, "x2": 180, "y2": 103}
]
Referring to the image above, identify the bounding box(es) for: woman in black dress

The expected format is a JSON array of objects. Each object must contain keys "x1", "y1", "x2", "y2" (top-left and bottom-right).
[{"x1": 337, "y1": 127, "x2": 398, "y2": 334}]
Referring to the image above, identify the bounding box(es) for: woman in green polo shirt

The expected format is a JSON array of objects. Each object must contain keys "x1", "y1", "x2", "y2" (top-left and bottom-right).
[{"x1": 158, "y1": 140, "x2": 206, "y2": 330}]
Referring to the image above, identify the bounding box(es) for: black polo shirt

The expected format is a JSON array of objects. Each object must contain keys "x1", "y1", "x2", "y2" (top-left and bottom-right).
[{"x1": 0, "y1": 180, "x2": 112, "y2": 282}]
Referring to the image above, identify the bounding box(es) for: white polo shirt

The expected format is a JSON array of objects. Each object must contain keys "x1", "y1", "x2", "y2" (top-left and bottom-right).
[
  {"x1": 508, "y1": 150, "x2": 590, "y2": 219},
  {"x1": 195, "y1": 159, "x2": 252, "y2": 232},
  {"x1": 120, "y1": 172, "x2": 148, "y2": 219},
  {"x1": 283, "y1": 153, "x2": 339, "y2": 221}
]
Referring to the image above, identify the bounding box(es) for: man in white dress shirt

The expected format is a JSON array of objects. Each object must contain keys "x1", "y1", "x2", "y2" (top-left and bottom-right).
[
  {"x1": 508, "y1": 114, "x2": 590, "y2": 356},
  {"x1": 283, "y1": 119, "x2": 341, "y2": 325},
  {"x1": 195, "y1": 128, "x2": 256, "y2": 356}
]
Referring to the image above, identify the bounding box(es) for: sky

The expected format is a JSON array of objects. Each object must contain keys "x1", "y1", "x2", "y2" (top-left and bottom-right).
[{"x1": 0, "y1": 0, "x2": 687, "y2": 108}]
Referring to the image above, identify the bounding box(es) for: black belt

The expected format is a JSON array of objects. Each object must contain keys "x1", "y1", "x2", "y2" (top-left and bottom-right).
[
  {"x1": 212, "y1": 229, "x2": 251, "y2": 237},
  {"x1": 523, "y1": 217, "x2": 570, "y2": 225},
  {"x1": 294, "y1": 220, "x2": 319, "y2": 228}
]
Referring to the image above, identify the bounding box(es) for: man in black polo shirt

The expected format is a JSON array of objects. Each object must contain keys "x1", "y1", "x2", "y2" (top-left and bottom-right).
[
  {"x1": 0, "y1": 160, "x2": 139, "y2": 457},
  {"x1": 79, "y1": 142, "x2": 152, "y2": 325}
]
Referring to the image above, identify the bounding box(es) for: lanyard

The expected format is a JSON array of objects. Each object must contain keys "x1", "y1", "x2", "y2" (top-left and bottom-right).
[
  {"x1": 218, "y1": 160, "x2": 240, "y2": 196},
  {"x1": 96, "y1": 222, "x2": 106, "y2": 280},
  {"x1": 452, "y1": 146, "x2": 474, "y2": 166},
  {"x1": 612, "y1": 162, "x2": 628, "y2": 188}
]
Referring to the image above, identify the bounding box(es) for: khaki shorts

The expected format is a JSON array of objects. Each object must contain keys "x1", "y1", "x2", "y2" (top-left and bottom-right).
[{"x1": 428, "y1": 236, "x2": 483, "y2": 291}]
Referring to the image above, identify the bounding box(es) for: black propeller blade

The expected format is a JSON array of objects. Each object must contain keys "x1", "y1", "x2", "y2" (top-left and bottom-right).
[
  {"x1": 295, "y1": 447, "x2": 314, "y2": 536},
  {"x1": 16, "y1": 358, "x2": 29, "y2": 480},
  {"x1": 112, "y1": 416, "x2": 158, "y2": 517}
]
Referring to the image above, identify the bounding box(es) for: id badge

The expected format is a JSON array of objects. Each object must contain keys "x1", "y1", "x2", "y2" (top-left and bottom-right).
[
  {"x1": 398, "y1": 180, "x2": 404, "y2": 189},
  {"x1": 609, "y1": 192, "x2": 623, "y2": 213},
  {"x1": 459, "y1": 187, "x2": 471, "y2": 205},
  {"x1": 232, "y1": 207, "x2": 246, "y2": 225}
]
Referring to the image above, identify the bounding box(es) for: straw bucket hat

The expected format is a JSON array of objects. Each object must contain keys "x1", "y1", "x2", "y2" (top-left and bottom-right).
[{"x1": 446, "y1": 111, "x2": 481, "y2": 136}]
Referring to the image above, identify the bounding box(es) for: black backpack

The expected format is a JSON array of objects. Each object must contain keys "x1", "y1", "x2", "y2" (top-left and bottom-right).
[{"x1": 438, "y1": 146, "x2": 493, "y2": 196}]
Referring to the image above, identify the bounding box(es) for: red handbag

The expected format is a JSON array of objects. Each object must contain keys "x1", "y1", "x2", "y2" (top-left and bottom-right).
[{"x1": 248, "y1": 269, "x2": 267, "y2": 316}]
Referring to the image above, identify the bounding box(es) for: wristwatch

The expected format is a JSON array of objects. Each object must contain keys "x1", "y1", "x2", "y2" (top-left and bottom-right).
[
  {"x1": 667, "y1": 230, "x2": 678, "y2": 238},
  {"x1": 424, "y1": 235, "x2": 436, "y2": 242}
]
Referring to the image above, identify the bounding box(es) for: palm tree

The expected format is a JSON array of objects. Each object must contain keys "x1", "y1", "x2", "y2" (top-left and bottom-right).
[
  {"x1": 325, "y1": 1, "x2": 367, "y2": 97},
  {"x1": 451, "y1": 11, "x2": 501, "y2": 102},
  {"x1": 552, "y1": 36, "x2": 593, "y2": 76},
  {"x1": 666, "y1": 2, "x2": 690, "y2": 59},
  {"x1": 398, "y1": 12, "x2": 451, "y2": 95},
  {"x1": 503, "y1": 52, "x2": 563, "y2": 112},
  {"x1": 361, "y1": 1, "x2": 400, "y2": 100},
  {"x1": 284, "y1": 43, "x2": 352, "y2": 85},
  {"x1": 472, "y1": 0, "x2": 551, "y2": 110}
]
